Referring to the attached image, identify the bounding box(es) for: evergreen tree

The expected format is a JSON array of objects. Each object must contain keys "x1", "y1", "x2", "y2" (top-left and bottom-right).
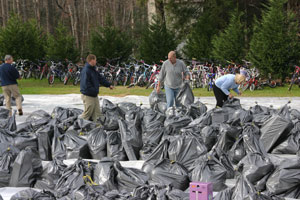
[
  {"x1": 47, "y1": 23, "x2": 79, "y2": 62},
  {"x1": 183, "y1": 0, "x2": 235, "y2": 60},
  {"x1": 0, "y1": 15, "x2": 46, "y2": 61},
  {"x1": 138, "y1": 16, "x2": 177, "y2": 63},
  {"x1": 89, "y1": 17, "x2": 133, "y2": 64},
  {"x1": 212, "y1": 10, "x2": 246, "y2": 63},
  {"x1": 248, "y1": 0, "x2": 300, "y2": 79}
]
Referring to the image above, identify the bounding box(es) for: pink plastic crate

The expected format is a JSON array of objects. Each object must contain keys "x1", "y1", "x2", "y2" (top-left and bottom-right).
[{"x1": 189, "y1": 182, "x2": 213, "y2": 200}]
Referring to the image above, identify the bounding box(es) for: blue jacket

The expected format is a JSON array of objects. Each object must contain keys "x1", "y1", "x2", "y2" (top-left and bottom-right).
[
  {"x1": 215, "y1": 74, "x2": 240, "y2": 95},
  {"x1": 80, "y1": 63, "x2": 111, "y2": 97},
  {"x1": 0, "y1": 63, "x2": 20, "y2": 86}
]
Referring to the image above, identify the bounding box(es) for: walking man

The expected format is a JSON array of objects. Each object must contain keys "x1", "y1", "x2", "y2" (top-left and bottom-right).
[
  {"x1": 157, "y1": 51, "x2": 189, "y2": 108},
  {"x1": 80, "y1": 54, "x2": 113, "y2": 122},
  {"x1": 0, "y1": 55, "x2": 23, "y2": 116}
]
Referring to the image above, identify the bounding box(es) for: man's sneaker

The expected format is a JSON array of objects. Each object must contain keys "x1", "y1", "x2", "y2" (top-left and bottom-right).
[{"x1": 18, "y1": 109, "x2": 23, "y2": 116}]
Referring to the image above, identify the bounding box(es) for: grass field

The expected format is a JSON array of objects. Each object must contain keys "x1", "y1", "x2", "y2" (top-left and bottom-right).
[{"x1": 2, "y1": 78, "x2": 300, "y2": 97}]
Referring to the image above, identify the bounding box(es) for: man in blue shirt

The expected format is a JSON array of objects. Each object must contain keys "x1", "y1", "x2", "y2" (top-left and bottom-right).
[
  {"x1": 213, "y1": 74, "x2": 245, "y2": 107},
  {"x1": 80, "y1": 54, "x2": 113, "y2": 122},
  {"x1": 0, "y1": 55, "x2": 23, "y2": 116}
]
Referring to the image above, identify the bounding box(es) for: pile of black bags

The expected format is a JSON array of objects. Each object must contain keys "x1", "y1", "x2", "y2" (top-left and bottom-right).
[{"x1": 0, "y1": 82, "x2": 300, "y2": 199}]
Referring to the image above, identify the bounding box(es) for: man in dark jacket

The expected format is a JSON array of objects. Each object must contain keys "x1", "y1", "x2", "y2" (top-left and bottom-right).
[
  {"x1": 80, "y1": 54, "x2": 113, "y2": 122},
  {"x1": 0, "y1": 55, "x2": 23, "y2": 116}
]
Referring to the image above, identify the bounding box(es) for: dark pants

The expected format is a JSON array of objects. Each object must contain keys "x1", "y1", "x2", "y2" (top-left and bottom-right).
[{"x1": 213, "y1": 84, "x2": 228, "y2": 107}]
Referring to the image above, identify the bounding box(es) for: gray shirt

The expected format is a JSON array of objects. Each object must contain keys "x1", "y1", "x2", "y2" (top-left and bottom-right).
[{"x1": 158, "y1": 59, "x2": 188, "y2": 89}]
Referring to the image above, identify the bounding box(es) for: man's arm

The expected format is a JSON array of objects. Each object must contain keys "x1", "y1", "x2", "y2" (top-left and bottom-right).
[
  {"x1": 157, "y1": 62, "x2": 166, "y2": 93},
  {"x1": 182, "y1": 61, "x2": 190, "y2": 80},
  {"x1": 12, "y1": 66, "x2": 21, "y2": 80},
  {"x1": 98, "y1": 73, "x2": 112, "y2": 88}
]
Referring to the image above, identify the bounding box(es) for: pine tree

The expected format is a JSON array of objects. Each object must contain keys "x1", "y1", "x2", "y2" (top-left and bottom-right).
[
  {"x1": 248, "y1": 0, "x2": 300, "y2": 79},
  {"x1": 0, "y1": 15, "x2": 46, "y2": 61},
  {"x1": 47, "y1": 23, "x2": 79, "y2": 62},
  {"x1": 183, "y1": 0, "x2": 235, "y2": 60},
  {"x1": 138, "y1": 16, "x2": 177, "y2": 63},
  {"x1": 89, "y1": 17, "x2": 133, "y2": 64},
  {"x1": 212, "y1": 10, "x2": 246, "y2": 63}
]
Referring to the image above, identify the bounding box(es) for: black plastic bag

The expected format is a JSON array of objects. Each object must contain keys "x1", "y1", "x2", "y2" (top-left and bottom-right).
[
  {"x1": 70, "y1": 184, "x2": 107, "y2": 200},
  {"x1": 272, "y1": 123, "x2": 300, "y2": 154},
  {"x1": 0, "y1": 107, "x2": 9, "y2": 119},
  {"x1": 164, "y1": 115, "x2": 192, "y2": 135},
  {"x1": 16, "y1": 121, "x2": 33, "y2": 134},
  {"x1": 51, "y1": 106, "x2": 82, "y2": 121},
  {"x1": 210, "y1": 107, "x2": 232, "y2": 124},
  {"x1": 36, "y1": 125, "x2": 54, "y2": 161},
  {"x1": 187, "y1": 101, "x2": 207, "y2": 119},
  {"x1": 10, "y1": 189, "x2": 56, "y2": 200},
  {"x1": 106, "y1": 131, "x2": 128, "y2": 161},
  {"x1": 114, "y1": 161, "x2": 149, "y2": 192},
  {"x1": 176, "y1": 82, "x2": 194, "y2": 107},
  {"x1": 118, "y1": 119, "x2": 142, "y2": 160},
  {"x1": 0, "y1": 143, "x2": 19, "y2": 187},
  {"x1": 54, "y1": 159, "x2": 92, "y2": 198},
  {"x1": 142, "y1": 140, "x2": 169, "y2": 169},
  {"x1": 52, "y1": 126, "x2": 67, "y2": 160},
  {"x1": 266, "y1": 159, "x2": 300, "y2": 197},
  {"x1": 260, "y1": 114, "x2": 293, "y2": 152},
  {"x1": 93, "y1": 158, "x2": 118, "y2": 190},
  {"x1": 0, "y1": 110, "x2": 16, "y2": 131},
  {"x1": 9, "y1": 147, "x2": 42, "y2": 187},
  {"x1": 213, "y1": 124, "x2": 243, "y2": 156},
  {"x1": 142, "y1": 120, "x2": 164, "y2": 145},
  {"x1": 100, "y1": 99, "x2": 124, "y2": 131},
  {"x1": 142, "y1": 108, "x2": 165, "y2": 128},
  {"x1": 149, "y1": 159, "x2": 190, "y2": 191},
  {"x1": 35, "y1": 159, "x2": 67, "y2": 191},
  {"x1": 229, "y1": 136, "x2": 246, "y2": 164},
  {"x1": 63, "y1": 130, "x2": 91, "y2": 159},
  {"x1": 139, "y1": 142, "x2": 158, "y2": 161},
  {"x1": 149, "y1": 90, "x2": 166, "y2": 109},
  {"x1": 237, "y1": 153, "x2": 274, "y2": 186},
  {"x1": 72, "y1": 118, "x2": 99, "y2": 134},
  {"x1": 214, "y1": 188, "x2": 233, "y2": 200},
  {"x1": 228, "y1": 109, "x2": 253, "y2": 125},
  {"x1": 26, "y1": 110, "x2": 52, "y2": 131},
  {"x1": 190, "y1": 154, "x2": 227, "y2": 191},
  {"x1": 154, "y1": 102, "x2": 168, "y2": 114},
  {"x1": 87, "y1": 127, "x2": 107, "y2": 159},
  {"x1": 168, "y1": 136, "x2": 207, "y2": 171},
  {"x1": 13, "y1": 133, "x2": 38, "y2": 151},
  {"x1": 242, "y1": 124, "x2": 267, "y2": 156},
  {"x1": 223, "y1": 98, "x2": 242, "y2": 110},
  {"x1": 0, "y1": 129, "x2": 14, "y2": 143},
  {"x1": 232, "y1": 173, "x2": 256, "y2": 200}
]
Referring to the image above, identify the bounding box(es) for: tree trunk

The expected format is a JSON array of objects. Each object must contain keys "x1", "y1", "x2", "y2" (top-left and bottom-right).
[
  {"x1": 36, "y1": 0, "x2": 41, "y2": 27},
  {"x1": 1, "y1": 0, "x2": 6, "y2": 27},
  {"x1": 73, "y1": 0, "x2": 80, "y2": 49},
  {"x1": 16, "y1": 0, "x2": 20, "y2": 16},
  {"x1": 22, "y1": 0, "x2": 27, "y2": 22}
]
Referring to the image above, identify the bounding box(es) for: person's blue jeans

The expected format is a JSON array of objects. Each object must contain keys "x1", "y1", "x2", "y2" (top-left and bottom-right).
[{"x1": 165, "y1": 85, "x2": 180, "y2": 108}]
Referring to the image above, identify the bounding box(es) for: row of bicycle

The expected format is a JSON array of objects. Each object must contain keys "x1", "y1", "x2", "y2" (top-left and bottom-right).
[{"x1": 12, "y1": 58, "x2": 284, "y2": 91}]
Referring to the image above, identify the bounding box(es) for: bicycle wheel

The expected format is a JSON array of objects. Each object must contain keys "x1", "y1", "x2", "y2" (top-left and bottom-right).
[
  {"x1": 240, "y1": 82, "x2": 249, "y2": 91},
  {"x1": 26, "y1": 71, "x2": 31, "y2": 79},
  {"x1": 39, "y1": 71, "x2": 44, "y2": 80},
  {"x1": 73, "y1": 76, "x2": 79, "y2": 86},
  {"x1": 250, "y1": 84, "x2": 255, "y2": 91},
  {"x1": 63, "y1": 75, "x2": 69, "y2": 85},
  {"x1": 48, "y1": 74, "x2": 55, "y2": 85},
  {"x1": 268, "y1": 81, "x2": 276, "y2": 88}
]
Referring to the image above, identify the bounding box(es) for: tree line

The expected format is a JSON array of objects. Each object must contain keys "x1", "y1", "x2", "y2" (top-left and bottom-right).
[{"x1": 0, "y1": 0, "x2": 299, "y2": 79}]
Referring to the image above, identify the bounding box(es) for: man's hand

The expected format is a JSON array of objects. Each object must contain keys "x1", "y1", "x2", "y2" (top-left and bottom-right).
[
  {"x1": 156, "y1": 87, "x2": 160, "y2": 94},
  {"x1": 239, "y1": 92, "x2": 242, "y2": 96},
  {"x1": 109, "y1": 85, "x2": 114, "y2": 90},
  {"x1": 229, "y1": 93, "x2": 234, "y2": 99}
]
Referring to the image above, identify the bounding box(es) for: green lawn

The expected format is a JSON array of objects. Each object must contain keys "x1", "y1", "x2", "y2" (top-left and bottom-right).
[{"x1": 2, "y1": 78, "x2": 300, "y2": 97}]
